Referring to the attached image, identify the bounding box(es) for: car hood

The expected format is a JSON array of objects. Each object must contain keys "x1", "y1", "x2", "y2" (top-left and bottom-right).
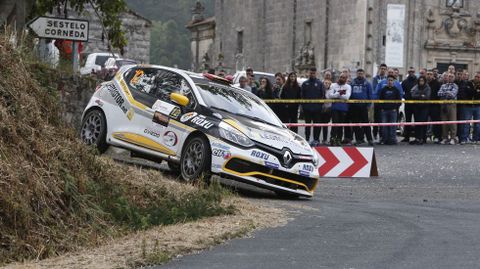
[{"x1": 223, "y1": 115, "x2": 313, "y2": 156}]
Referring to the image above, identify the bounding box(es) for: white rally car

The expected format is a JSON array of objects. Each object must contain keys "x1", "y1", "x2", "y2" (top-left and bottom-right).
[{"x1": 80, "y1": 65, "x2": 320, "y2": 197}]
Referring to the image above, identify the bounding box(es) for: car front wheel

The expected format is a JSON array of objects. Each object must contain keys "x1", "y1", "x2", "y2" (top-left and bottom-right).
[
  {"x1": 180, "y1": 136, "x2": 211, "y2": 182},
  {"x1": 80, "y1": 109, "x2": 109, "y2": 153}
]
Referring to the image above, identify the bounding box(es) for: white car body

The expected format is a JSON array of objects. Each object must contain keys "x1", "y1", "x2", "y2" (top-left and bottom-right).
[{"x1": 80, "y1": 65, "x2": 320, "y2": 197}]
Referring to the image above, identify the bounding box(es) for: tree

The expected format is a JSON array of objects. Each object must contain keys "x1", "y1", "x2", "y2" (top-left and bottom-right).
[
  {"x1": 150, "y1": 20, "x2": 192, "y2": 68},
  {"x1": 31, "y1": 0, "x2": 127, "y2": 50},
  {"x1": 125, "y1": 0, "x2": 214, "y2": 69}
]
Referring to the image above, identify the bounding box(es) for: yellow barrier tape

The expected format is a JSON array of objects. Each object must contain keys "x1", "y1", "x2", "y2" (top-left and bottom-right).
[{"x1": 263, "y1": 99, "x2": 480, "y2": 104}]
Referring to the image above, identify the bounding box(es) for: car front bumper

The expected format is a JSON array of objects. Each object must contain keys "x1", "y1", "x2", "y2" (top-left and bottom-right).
[{"x1": 209, "y1": 139, "x2": 319, "y2": 197}]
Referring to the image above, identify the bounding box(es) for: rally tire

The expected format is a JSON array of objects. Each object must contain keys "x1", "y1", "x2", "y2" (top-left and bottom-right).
[
  {"x1": 80, "y1": 109, "x2": 109, "y2": 153},
  {"x1": 180, "y1": 136, "x2": 211, "y2": 182}
]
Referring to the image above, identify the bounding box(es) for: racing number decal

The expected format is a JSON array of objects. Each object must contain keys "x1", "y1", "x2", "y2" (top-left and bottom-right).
[
  {"x1": 212, "y1": 148, "x2": 231, "y2": 159},
  {"x1": 130, "y1": 69, "x2": 144, "y2": 85}
]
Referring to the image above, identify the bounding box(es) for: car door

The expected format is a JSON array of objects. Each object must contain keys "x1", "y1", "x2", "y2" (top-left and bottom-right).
[{"x1": 121, "y1": 67, "x2": 195, "y2": 157}]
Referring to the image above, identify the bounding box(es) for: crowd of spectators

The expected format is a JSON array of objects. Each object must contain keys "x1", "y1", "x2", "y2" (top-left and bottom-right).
[{"x1": 210, "y1": 64, "x2": 480, "y2": 146}]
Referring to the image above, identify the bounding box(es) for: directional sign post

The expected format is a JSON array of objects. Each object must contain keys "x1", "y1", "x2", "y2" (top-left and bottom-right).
[
  {"x1": 28, "y1": 16, "x2": 89, "y2": 73},
  {"x1": 28, "y1": 16, "x2": 89, "y2": 42}
]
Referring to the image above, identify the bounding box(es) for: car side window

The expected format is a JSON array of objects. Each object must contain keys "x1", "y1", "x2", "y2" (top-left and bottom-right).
[{"x1": 125, "y1": 68, "x2": 196, "y2": 109}]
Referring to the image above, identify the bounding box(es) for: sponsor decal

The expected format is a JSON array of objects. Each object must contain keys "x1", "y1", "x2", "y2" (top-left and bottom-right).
[
  {"x1": 126, "y1": 108, "x2": 134, "y2": 121},
  {"x1": 152, "y1": 111, "x2": 169, "y2": 127},
  {"x1": 212, "y1": 148, "x2": 231, "y2": 159},
  {"x1": 169, "y1": 107, "x2": 181, "y2": 119},
  {"x1": 299, "y1": 170, "x2": 310, "y2": 177},
  {"x1": 265, "y1": 161, "x2": 279, "y2": 169},
  {"x1": 302, "y1": 164, "x2": 314, "y2": 173},
  {"x1": 211, "y1": 142, "x2": 231, "y2": 150},
  {"x1": 250, "y1": 150, "x2": 270, "y2": 160},
  {"x1": 190, "y1": 115, "x2": 214, "y2": 129},
  {"x1": 106, "y1": 84, "x2": 128, "y2": 113},
  {"x1": 152, "y1": 100, "x2": 179, "y2": 117},
  {"x1": 144, "y1": 128, "x2": 161, "y2": 138},
  {"x1": 163, "y1": 131, "x2": 178, "y2": 147},
  {"x1": 180, "y1": 112, "x2": 198, "y2": 123}
]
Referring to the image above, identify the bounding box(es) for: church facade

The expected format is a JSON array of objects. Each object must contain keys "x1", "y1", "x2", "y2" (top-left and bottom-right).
[{"x1": 188, "y1": 0, "x2": 480, "y2": 77}]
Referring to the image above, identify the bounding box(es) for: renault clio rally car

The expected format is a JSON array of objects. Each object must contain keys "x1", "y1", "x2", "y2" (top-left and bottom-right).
[{"x1": 80, "y1": 65, "x2": 320, "y2": 197}]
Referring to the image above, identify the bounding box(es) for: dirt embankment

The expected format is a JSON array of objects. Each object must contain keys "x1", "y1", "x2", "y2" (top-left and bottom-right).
[{"x1": 0, "y1": 36, "x2": 287, "y2": 268}]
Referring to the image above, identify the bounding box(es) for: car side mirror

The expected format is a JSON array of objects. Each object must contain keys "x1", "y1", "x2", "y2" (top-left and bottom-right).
[{"x1": 170, "y1": 92, "x2": 189, "y2": 107}]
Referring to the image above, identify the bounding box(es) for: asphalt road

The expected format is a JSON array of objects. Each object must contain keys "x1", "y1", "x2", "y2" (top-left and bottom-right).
[{"x1": 151, "y1": 144, "x2": 480, "y2": 269}]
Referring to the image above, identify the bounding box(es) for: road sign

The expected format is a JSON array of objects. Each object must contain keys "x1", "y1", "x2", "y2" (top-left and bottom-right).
[
  {"x1": 28, "y1": 16, "x2": 89, "y2": 42},
  {"x1": 314, "y1": 147, "x2": 378, "y2": 178}
]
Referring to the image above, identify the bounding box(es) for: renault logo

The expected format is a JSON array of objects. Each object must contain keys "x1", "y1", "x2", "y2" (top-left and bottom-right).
[{"x1": 283, "y1": 150, "x2": 293, "y2": 166}]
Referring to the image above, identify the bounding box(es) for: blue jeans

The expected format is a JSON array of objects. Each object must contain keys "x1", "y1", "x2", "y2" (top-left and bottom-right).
[
  {"x1": 381, "y1": 109, "x2": 398, "y2": 144},
  {"x1": 462, "y1": 106, "x2": 480, "y2": 141}
]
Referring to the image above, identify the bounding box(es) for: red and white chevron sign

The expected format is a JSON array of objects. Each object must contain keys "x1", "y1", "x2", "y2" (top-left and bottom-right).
[{"x1": 314, "y1": 147, "x2": 378, "y2": 178}]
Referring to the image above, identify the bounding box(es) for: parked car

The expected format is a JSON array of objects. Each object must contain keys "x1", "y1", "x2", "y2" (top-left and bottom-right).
[
  {"x1": 99, "y1": 58, "x2": 137, "y2": 80},
  {"x1": 80, "y1": 52, "x2": 119, "y2": 75},
  {"x1": 80, "y1": 65, "x2": 320, "y2": 198}
]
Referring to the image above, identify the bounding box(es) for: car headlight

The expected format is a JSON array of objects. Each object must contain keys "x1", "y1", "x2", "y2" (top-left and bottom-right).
[{"x1": 218, "y1": 122, "x2": 254, "y2": 147}]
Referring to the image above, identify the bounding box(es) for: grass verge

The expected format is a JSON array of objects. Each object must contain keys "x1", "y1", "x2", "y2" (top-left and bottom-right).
[{"x1": 0, "y1": 34, "x2": 234, "y2": 265}]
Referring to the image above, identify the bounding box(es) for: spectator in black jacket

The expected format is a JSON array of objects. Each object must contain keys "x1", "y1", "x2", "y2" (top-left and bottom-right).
[
  {"x1": 401, "y1": 67, "x2": 418, "y2": 142},
  {"x1": 301, "y1": 67, "x2": 324, "y2": 145},
  {"x1": 410, "y1": 76, "x2": 431, "y2": 144},
  {"x1": 427, "y1": 70, "x2": 442, "y2": 143},
  {"x1": 272, "y1": 72, "x2": 286, "y2": 121},
  {"x1": 457, "y1": 71, "x2": 476, "y2": 143},
  {"x1": 457, "y1": 72, "x2": 475, "y2": 144},
  {"x1": 281, "y1": 72, "x2": 301, "y2": 133},
  {"x1": 470, "y1": 72, "x2": 480, "y2": 143},
  {"x1": 379, "y1": 75, "x2": 402, "y2": 145}
]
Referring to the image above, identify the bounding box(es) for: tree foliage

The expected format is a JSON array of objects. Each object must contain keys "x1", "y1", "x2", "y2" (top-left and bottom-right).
[
  {"x1": 125, "y1": 0, "x2": 214, "y2": 69},
  {"x1": 32, "y1": 0, "x2": 127, "y2": 49}
]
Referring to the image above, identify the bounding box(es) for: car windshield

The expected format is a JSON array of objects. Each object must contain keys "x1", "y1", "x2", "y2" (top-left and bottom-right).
[{"x1": 195, "y1": 82, "x2": 283, "y2": 127}]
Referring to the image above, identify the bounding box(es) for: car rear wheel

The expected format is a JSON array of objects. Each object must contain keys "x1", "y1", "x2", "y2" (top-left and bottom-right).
[
  {"x1": 180, "y1": 136, "x2": 211, "y2": 182},
  {"x1": 80, "y1": 109, "x2": 109, "y2": 153}
]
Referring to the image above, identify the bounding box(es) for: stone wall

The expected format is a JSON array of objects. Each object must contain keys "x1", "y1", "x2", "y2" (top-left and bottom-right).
[{"x1": 57, "y1": 75, "x2": 99, "y2": 129}]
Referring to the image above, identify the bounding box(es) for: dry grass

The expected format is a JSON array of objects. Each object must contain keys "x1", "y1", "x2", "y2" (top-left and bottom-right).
[
  {"x1": 0, "y1": 35, "x2": 233, "y2": 264},
  {"x1": 3, "y1": 198, "x2": 287, "y2": 269}
]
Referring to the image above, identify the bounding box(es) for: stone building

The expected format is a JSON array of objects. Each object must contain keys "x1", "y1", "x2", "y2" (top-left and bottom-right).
[
  {"x1": 186, "y1": 2, "x2": 216, "y2": 71},
  {"x1": 67, "y1": 5, "x2": 152, "y2": 63},
  {"x1": 188, "y1": 0, "x2": 480, "y2": 77}
]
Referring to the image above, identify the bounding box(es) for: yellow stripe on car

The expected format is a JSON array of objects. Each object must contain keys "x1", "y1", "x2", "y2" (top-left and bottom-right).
[
  {"x1": 117, "y1": 78, "x2": 148, "y2": 110},
  {"x1": 112, "y1": 132, "x2": 176, "y2": 156}
]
